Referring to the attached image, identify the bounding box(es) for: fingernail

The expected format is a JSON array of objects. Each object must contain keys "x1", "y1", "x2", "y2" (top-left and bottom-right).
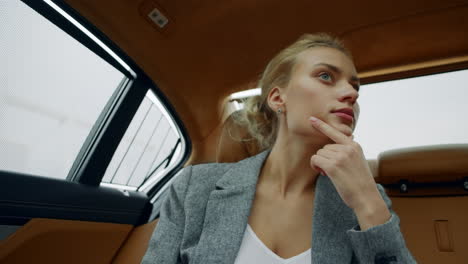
[{"x1": 309, "y1": 116, "x2": 318, "y2": 122}]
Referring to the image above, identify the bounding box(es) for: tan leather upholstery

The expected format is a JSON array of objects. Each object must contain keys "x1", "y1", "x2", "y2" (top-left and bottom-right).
[
  {"x1": 378, "y1": 144, "x2": 468, "y2": 184},
  {"x1": 377, "y1": 144, "x2": 468, "y2": 263},
  {"x1": 377, "y1": 144, "x2": 468, "y2": 196},
  {"x1": 392, "y1": 196, "x2": 468, "y2": 263},
  {"x1": 112, "y1": 219, "x2": 159, "y2": 264},
  {"x1": 216, "y1": 112, "x2": 261, "y2": 163},
  {"x1": 0, "y1": 218, "x2": 132, "y2": 264}
]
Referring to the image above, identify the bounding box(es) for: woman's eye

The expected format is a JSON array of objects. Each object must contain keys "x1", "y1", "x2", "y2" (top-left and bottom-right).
[{"x1": 319, "y1": 72, "x2": 332, "y2": 82}]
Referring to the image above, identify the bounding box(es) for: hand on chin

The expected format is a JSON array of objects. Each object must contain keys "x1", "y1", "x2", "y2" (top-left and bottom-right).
[{"x1": 329, "y1": 120, "x2": 353, "y2": 138}]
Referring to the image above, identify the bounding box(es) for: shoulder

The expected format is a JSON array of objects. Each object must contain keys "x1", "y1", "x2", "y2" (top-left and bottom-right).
[
  {"x1": 158, "y1": 162, "x2": 239, "y2": 215},
  {"x1": 169, "y1": 149, "x2": 270, "y2": 198},
  {"x1": 192, "y1": 161, "x2": 237, "y2": 180}
]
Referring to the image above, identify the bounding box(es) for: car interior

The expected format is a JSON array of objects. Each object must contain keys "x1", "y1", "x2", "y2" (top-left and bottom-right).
[{"x1": 1, "y1": 0, "x2": 468, "y2": 263}]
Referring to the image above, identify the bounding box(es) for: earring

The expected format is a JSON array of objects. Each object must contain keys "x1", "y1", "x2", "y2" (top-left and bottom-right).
[{"x1": 277, "y1": 108, "x2": 283, "y2": 115}]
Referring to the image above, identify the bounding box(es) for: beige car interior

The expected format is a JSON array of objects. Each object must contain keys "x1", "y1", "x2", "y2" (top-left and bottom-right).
[
  {"x1": 1, "y1": 0, "x2": 467, "y2": 263},
  {"x1": 0, "y1": 219, "x2": 132, "y2": 263}
]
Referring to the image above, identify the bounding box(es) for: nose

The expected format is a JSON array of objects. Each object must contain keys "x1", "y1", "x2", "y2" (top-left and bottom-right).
[{"x1": 338, "y1": 82, "x2": 359, "y2": 104}]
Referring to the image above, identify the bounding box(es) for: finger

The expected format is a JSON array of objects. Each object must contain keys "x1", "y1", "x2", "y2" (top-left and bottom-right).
[
  {"x1": 309, "y1": 116, "x2": 350, "y2": 144},
  {"x1": 310, "y1": 154, "x2": 331, "y2": 175},
  {"x1": 314, "y1": 166, "x2": 327, "y2": 176},
  {"x1": 316, "y1": 149, "x2": 337, "y2": 159},
  {"x1": 322, "y1": 144, "x2": 343, "y2": 152}
]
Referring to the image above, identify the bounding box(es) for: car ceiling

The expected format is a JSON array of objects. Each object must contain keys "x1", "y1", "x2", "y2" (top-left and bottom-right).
[{"x1": 64, "y1": 0, "x2": 468, "y2": 154}]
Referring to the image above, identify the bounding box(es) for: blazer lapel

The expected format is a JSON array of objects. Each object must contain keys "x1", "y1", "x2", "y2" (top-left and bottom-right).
[
  {"x1": 192, "y1": 150, "x2": 271, "y2": 264},
  {"x1": 192, "y1": 149, "x2": 358, "y2": 264},
  {"x1": 311, "y1": 175, "x2": 357, "y2": 263}
]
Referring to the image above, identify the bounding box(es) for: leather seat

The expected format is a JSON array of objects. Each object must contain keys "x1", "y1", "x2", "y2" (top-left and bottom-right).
[
  {"x1": 216, "y1": 111, "x2": 261, "y2": 163},
  {"x1": 376, "y1": 144, "x2": 468, "y2": 264}
]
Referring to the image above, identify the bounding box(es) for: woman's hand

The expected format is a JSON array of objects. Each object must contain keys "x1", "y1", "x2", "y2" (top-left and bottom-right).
[{"x1": 309, "y1": 116, "x2": 391, "y2": 230}]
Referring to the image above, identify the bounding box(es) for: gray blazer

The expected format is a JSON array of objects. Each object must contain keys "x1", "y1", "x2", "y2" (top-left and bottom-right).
[{"x1": 143, "y1": 149, "x2": 416, "y2": 264}]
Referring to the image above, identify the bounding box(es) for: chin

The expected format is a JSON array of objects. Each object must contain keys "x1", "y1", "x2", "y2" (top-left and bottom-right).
[
  {"x1": 334, "y1": 123, "x2": 353, "y2": 137},
  {"x1": 342, "y1": 127, "x2": 353, "y2": 137}
]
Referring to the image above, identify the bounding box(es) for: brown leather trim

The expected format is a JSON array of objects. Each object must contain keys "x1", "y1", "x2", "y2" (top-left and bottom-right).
[
  {"x1": 385, "y1": 186, "x2": 468, "y2": 197},
  {"x1": 0, "y1": 218, "x2": 132, "y2": 264},
  {"x1": 378, "y1": 144, "x2": 468, "y2": 184},
  {"x1": 392, "y1": 196, "x2": 468, "y2": 263},
  {"x1": 216, "y1": 113, "x2": 258, "y2": 163},
  {"x1": 112, "y1": 219, "x2": 159, "y2": 264},
  {"x1": 434, "y1": 220, "x2": 454, "y2": 252},
  {"x1": 358, "y1": 55, "x2": 468, "y2": 79},
  {"x1": 359, "y1": 56, "x2": 468, "y2": 84}
]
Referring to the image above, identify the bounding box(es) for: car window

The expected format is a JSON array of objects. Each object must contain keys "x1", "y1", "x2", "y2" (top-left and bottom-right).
[
  {"x1": 0, "y1": 0, "x2": 124, "y2": 179},
  {"x1": 101, "y1": 89, "x2": 184, "y2": 192},
  {"x1": 354, "y1": 69, "x2": 468, "y2": 158}
]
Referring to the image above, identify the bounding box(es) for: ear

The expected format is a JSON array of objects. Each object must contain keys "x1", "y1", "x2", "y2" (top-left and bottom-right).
[{"x1": 267, "y1": 86, "x2": 286, "y2": 111}]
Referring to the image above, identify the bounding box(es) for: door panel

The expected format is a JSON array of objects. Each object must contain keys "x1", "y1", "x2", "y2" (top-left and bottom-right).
[
  {"x1": 0, "y1": 218, "x2": 131, "y2": 264},
  {"x1": 0, "y1": 171, "x2": 153, "y2": 264},
  {"x1": 392, "y1": 196, "x2": 468, "y2": 264},
  {"x1": 112, "y1": 219, "x2": 159, "y2": 264},
  {"x1": 0, "y1": 172, "x2": 152, "y2": 225}
]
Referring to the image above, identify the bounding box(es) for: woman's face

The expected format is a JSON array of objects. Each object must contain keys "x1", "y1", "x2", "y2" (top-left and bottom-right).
[{"x1": 273, "y1": 47, "x2": 360, "y2": 140}]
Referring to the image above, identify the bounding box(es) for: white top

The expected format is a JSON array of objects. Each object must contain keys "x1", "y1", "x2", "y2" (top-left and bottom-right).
[{"x1": 233, "y1": 224, "x2": 311, "y2": 264}]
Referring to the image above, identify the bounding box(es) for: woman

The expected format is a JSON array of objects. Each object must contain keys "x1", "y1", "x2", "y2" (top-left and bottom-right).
[{"x1": 143, "y1": 33, "x2": 416, "y2": 263}]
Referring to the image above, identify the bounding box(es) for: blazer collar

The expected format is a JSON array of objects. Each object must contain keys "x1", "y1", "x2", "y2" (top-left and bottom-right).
[
  {"x1": 194, "y1": 148, "x2": 357, "y2": 264},
  {"x1": 214, "y1": 148, "x2": 271, "y2": 190},
  {"x1": 193, "y1": 149, "x2": 271, "y2": 264}
]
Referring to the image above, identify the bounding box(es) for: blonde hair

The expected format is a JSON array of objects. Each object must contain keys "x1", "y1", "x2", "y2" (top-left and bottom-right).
[{"x1": 233, "y1": 33, "x2": 351, "y2": 151}]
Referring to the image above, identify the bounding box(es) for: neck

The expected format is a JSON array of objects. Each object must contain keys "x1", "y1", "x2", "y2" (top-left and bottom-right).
[{"x1": 259, "y1": 132, "x2": 329, "y2": 198}]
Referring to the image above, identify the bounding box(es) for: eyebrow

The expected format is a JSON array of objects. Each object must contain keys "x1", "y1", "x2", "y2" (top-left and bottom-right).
[{"x1": 313, "y1": 63, "x2": 360, "y2": 84}]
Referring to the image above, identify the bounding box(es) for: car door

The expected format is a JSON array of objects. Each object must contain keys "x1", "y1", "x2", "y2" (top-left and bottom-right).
[{"x1": 0, "y1": 1, "x2": 189, "y2": 263}]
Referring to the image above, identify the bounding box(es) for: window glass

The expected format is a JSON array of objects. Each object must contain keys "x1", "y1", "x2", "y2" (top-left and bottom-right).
[
  {"x1": 354, "y1": 69, "x2": 468, "y2": 158},
  {"x1": 101, "y1": 90, "x2": 184, "y2": 191},
  {"x1": 0, "y1": 1, "x2": 124, "y2": 179}
]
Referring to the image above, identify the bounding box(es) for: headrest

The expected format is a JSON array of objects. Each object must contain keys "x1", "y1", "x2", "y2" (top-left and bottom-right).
[
  {"x1": 377, "y1": 144, "x2": 468, "y2": 184},
  {"x1": 216, "y1": 112, "x2": 261, "y2": 163}
]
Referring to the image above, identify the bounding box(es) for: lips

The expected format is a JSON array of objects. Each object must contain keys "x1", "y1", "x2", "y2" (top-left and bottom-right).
[{"x1": 332, "y1": 108, "x2": 354, "y2": 122}]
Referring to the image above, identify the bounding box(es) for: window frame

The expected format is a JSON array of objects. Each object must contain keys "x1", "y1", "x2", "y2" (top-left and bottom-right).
[
  {"x1": 19, "y1": 0, "x2": 191, "y2": 192},
  {"x1": 99, "y1": 89, "x2": 187, "y2": 192}
]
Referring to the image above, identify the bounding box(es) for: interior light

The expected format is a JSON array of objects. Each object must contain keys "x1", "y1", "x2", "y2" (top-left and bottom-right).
[{"x1": 229, "y1": 88, "x2": 261, "y2": 100}]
